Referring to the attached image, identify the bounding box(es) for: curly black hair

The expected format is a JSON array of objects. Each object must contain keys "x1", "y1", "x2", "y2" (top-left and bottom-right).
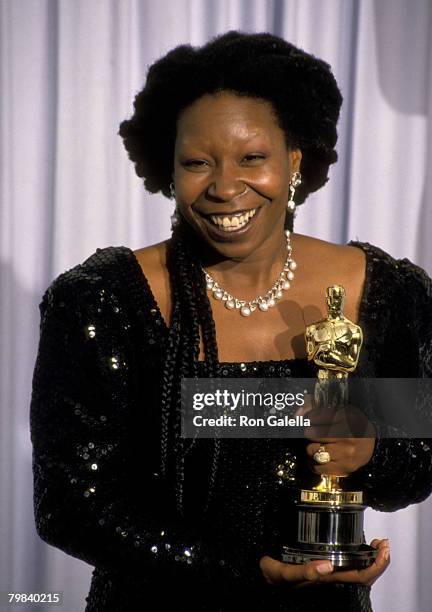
[
  {"x1": 119, "y1": 33, "x2": 344, "y2": 519},
  {"x1": 119, "y1": 30, "x2": 343, "y2": 207}
]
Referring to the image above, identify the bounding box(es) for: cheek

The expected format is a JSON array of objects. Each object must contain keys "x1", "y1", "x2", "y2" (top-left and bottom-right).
[
  {"x1": 251, "y1": 166, "x2": 288, "y2": 200},
  {"x1": 248, "y1": 157, "x2": 291, "y2": 203},
  {"x1": 178, "y1": 175, "x2": 208, "y2": 202},
  {"x1": 173, "y1": 166, "x2": 207, "y2": 204}
]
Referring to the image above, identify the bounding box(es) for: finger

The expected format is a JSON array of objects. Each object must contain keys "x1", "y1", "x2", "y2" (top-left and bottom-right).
[
  {"x1": 279, "y1": 560, "x2": 334, "y2": 583},
  {"x1": 363, "y1": 539, "x2": 391, "y2": 585},
  {"x1": 305, "y1": 442, "x2": 352, "y2": 476},
  {"x1": 306, "y1": 441, "x2": 339, "y2": 459},
  {"x1": 317, "y1": 539, "x2": 390, "y2": 585}
]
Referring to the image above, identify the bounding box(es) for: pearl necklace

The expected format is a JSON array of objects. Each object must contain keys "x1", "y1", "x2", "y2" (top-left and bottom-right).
[{"x1": 202, "y1": 230, "x2": 297, "y2": 317}]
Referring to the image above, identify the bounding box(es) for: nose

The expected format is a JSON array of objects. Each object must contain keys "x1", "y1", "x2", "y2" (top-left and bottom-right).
[{"x1": 206, "y1": 164, "x2": 247, "y2": 202}]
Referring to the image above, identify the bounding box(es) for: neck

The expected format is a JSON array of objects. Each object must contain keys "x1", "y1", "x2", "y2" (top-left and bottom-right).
[{"x1": 196, "y1": 232, "x2": 296, "y2": 300}]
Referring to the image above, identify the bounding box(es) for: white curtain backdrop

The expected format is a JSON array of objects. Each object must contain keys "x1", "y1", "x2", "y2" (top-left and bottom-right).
[{"x1": 1, "y1": 1, "x2": 431, "y2": 610}]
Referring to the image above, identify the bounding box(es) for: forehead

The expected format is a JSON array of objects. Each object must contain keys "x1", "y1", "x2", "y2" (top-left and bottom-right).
[{"x1": 175, "y1": 92, "x2": 283, "y2": 147}]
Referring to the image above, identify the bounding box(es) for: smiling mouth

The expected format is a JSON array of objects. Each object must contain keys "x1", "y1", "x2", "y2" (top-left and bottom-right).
[{"x1": 201, "y1": 208, "x2": 258, "y2": 232}]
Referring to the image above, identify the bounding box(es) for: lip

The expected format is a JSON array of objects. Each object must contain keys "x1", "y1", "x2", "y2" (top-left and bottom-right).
[
  {"x1": 198, "y1": 207, "x2": 261, "y2": 240},
  {"x1": 200, "y1": 208, "x2": 256, "y2": 217}
]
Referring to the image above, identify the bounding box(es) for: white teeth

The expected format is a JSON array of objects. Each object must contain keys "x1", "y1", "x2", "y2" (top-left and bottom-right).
[{"x1": 209, "y1": 208, "x2": 257, "y2": 230}]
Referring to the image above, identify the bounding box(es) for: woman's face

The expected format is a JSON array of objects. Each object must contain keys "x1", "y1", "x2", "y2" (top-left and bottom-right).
[{"x1": 173, "y1": 91, "x2": 302, "y2": 261}]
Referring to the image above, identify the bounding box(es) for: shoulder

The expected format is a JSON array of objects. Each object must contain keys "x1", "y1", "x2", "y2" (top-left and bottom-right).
[
  {"x1": 350, "y1": 241, "x2": 432, "y2": 333},
  {"x1": 132, "y1": 240, "x2": 169, "y2": 275},
  {"x1": 39, "y1": 246, "x2": 136, "y2": 318},
  {"x1": 396, "y1": 254, "x2": 432, "y2": 338},
  {"x1": 355, "y1": 241, "x2": 431, "y2": 291},
  {"x1": 36, "y1": 246, "x2": 168, "y2": 380}
]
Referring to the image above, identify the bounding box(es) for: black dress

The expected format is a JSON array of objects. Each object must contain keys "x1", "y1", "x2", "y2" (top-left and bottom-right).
[{"x1": 30, "y1": 241, "x2": 432, "y2": 611}]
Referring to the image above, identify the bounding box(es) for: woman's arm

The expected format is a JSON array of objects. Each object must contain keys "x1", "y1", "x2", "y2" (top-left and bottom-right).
[
  {"x1": 347, "y1": 437, "x2": 432, "y2": 511},
  {"x1": 348, "y1": 258, "x2": 432, "y2": 511},
  {"x1": 30, "y1": 272, "x2": 263, "y2": 583}
]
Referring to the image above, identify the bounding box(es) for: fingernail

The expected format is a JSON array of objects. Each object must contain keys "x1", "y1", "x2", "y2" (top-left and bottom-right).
[
  {"x1": 316, "y1": 561, "x2": 333, "y2": 575},
  {"x1": 383, "y1": 548, "x2": 390, "y2": 561}
]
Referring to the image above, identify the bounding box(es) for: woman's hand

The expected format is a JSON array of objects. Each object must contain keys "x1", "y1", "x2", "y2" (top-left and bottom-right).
[
  {"x1": 259, "y1": 539, "x2": 390, "y2": 587},
  {"x1": 306, "y1": 434, "x2": 375, "y2": 476},
  {"x1": 299, "y1": 397, "x2": 376, "y2": 475}
]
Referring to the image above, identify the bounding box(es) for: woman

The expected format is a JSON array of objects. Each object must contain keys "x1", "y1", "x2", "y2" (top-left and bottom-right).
[{"x1": 30, "y1": 32, "x2": 432, "y2": 611}]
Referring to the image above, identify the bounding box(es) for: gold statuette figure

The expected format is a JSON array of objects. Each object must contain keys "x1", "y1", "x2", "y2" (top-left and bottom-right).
[
  {"x1": 282, "y1": 285, "x2": 378, "y2": 569},
  {"x1": 305, "y1": 285, "x2": 362, "y2": 492},
  {"x1": 305, "y1": 285, "x2": 363, "y2": 376}
]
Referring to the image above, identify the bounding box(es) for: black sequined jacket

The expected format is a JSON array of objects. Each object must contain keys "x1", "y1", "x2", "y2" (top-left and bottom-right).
[{"x1": 30, "y1": 241, "x2": 432, "y2": 612}]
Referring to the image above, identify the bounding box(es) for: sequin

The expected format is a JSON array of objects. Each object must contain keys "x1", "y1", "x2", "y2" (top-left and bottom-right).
[
  {"x1": 109, "y1": 356, "x2": 119, "y2": 370},
  {"x1": 29, "y1": 242, "x2": 432, "y2": 611},
  {"x1": 85, "y1": 324, "x2": 96, "y2": 339}
]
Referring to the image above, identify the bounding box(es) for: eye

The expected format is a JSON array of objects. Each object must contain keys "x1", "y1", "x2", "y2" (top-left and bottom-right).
[
  {"x1": 183, "y1": 159, "x2": 208, "y2": 168},
  {"x1": 242, "y1": 154, "x2": 266, "y2": 163}
]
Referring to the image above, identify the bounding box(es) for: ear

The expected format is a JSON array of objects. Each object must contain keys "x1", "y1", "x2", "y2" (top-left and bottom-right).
[{"x1": 290, "y1": 148, "x2": 302, "y2": 173}]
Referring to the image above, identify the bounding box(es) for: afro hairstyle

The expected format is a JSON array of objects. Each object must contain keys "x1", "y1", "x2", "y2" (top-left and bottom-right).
[{"x1": 118, "y1": 31, "x2": 343, "y2": 206}]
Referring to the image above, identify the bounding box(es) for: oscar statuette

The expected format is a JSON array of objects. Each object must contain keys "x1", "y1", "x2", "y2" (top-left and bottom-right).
[{"x1": 282, "y1": 285, "x2": 378, "y2": 569}]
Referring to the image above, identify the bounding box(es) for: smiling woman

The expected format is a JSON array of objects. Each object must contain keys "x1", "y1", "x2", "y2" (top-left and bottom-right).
[{"x1": 30, "y1": 31, "x2": 432, "y2": 612}]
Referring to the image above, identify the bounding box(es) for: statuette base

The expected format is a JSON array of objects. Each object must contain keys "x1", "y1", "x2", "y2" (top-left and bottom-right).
[{"x1": 282, "y1": 543, "x2": 378, "y2": 569}]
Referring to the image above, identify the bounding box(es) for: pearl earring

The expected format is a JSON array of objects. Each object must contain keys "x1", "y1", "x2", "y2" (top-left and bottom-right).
[{"x1": 287, "y1": 172, "x2": 302, "y2": 213}]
